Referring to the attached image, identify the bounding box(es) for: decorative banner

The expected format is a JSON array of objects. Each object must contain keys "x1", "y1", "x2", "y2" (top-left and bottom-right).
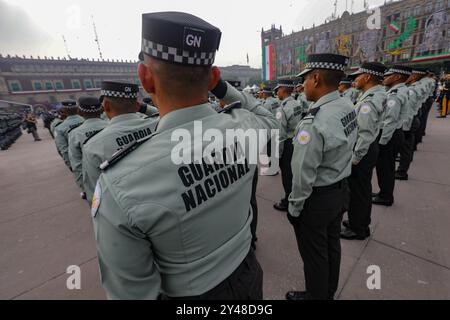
[
  {"x1": 418, "y1": 10, "x2": 449, "y2": 55},
  {"x1": 354, "y1": 29, "x2": 381, "y2": 62},
  {"x1": 335, "y1": 35, "x2": 352, "y2": 57},
  {"x1": 387, "y1": 13, "x2": 401, "y2": 34},
  {"x1": 296, "y1": 45, "x2": 308, "y2": 65},
  {"x1": 315, "y1": 32, "x2": 331, "y2": 54},
  {"x1": 262, "y1": 44, "x2": 274, "y2": 81},
  {"x1": 277, "y1": 48, "x2": 294, "y2": 76},
  {"x1": 387, "y1": 16, "x2": 416, "y2": 51}
]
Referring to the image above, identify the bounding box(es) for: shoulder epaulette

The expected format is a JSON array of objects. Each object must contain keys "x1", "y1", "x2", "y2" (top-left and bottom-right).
[
  {"x1": 67, "y1": 122, "x2": 83, "y2": 134},
  {"x1": 144, "y1": 112, "x2": 160, "y2": 119},
  {"x1": 99, "y1": 133, "x2": 157, "y2": 171},
  {"x1": 83, "y1": 128, "x2": 105, "y2": 145},
  {"x1": 219, "y1": 101, "x2": 242, "y2": 114},
  {"x1": 302, "y1": 106, "x2": 321, "y2": 122},
  {"x1": 54, "y1": 121, "x2": 63, "y2": 128},
  {"x1": 390, "y1": 89, "x2": 398, "y2": 94}
]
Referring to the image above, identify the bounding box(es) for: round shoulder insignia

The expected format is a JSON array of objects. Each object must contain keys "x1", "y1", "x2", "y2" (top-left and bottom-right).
[
  {"x1": 387, "y1": 99, "x2": 396, "y2": 108},
  {"x1": 297, "y1": 130, "x2": 311, "y2": 145},
  {"x1": 91, "y1": 180, "x2": 102, "y2": 218},
  {"x1": 276, "y1": 112, "x2": 282, "y2": 120},
  {"x1": 360, "y1": 104, "x2": 371, "y2": 114}
]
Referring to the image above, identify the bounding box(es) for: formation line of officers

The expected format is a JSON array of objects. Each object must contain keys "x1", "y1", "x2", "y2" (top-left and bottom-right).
[{"x1": 49, "y1": 11, "x2": 436, "y2": 300}]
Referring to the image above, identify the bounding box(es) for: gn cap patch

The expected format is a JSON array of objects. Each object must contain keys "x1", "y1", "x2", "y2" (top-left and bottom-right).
[
  {"x1": 91, "y1": 180, "x2": 102, "y2": 218},
  {"x1": 297, "y1": 130, "x2": 311, "y2": 145},
  {"x1": 360, "y1": 104, "x2": 371, "y2": 114}
]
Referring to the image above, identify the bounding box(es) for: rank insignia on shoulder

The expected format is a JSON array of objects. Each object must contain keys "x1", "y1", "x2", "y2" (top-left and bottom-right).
[
  {"x1": 390, "y1": 89, "x2": 398, "y2": 95},
  {"x1": 99, "y1": 133, "x2": 157, "y2": 171},
  {"x1": 219, "y1": 101, "x2": 242, "y2": 114},
  {"x1": 145, "y1": 113, "x2": 160, "y2": 119}
]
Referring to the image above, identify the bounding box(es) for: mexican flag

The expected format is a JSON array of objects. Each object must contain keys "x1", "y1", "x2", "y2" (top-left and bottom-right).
[
  {"x1": 388, "y1": 21, "x2": 401, "y2": 33},
  {"x1": 262, "y1": 44, "x2": 273, "y2": 81}
]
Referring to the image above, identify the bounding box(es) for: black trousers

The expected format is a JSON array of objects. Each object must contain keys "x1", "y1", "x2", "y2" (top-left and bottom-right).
[
  {"x1": 250, "y1": 169, "x2": 259, "y2": 244},
  {"x1": 418, "y1": 98, "x2": 433, "y2": 139},
  {"x1": 280, "y1": 139, "x2": 294, "y2": 201},
  {"x1": 348, "y1": 141, "x2": 379, "y2": 235},
  {"x1": 288, "y1": 180, "x2": 348, "y2": 300},
  {"x1": 398, "y1": 129, "x2": 416, "y2": 175},
  {"x1": 161, "y1": 249, "x2": 263, "y2": 300},
  {"x1": 376, "y1": 129, "x2": 404, "y2": 202}
]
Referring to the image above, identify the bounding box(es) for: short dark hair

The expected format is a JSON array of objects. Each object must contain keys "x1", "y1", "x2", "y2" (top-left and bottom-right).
[
  {"x1": 105, "y1": 97, "x2": 137, "y2": 113},
  {"x1": 316, "y1": 69, "x2": 345, "y2": 88},
  {"x1": 148, "y1": 56, "x2": 211, "y2": 97}
]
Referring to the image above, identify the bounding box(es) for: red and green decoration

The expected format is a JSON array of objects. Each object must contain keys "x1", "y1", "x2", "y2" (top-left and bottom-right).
[{"x1": 387, "y1": 16, "x2": 417, "y2": 51}]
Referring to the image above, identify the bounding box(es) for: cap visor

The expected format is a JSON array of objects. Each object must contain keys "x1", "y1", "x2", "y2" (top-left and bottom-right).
[
  {"x1": 350, "y1": 70, "x2": 363, "y2": 77},
  {"x1": 138, "y1": 51, "x2": 144, "y2": 61},
  {"x1": 297, "y1": 69, "x2": 312, "y2": 77},
  {"x1": 274, "y1": 85, "x2": 281, "y2": 91},
  {"x1": 384, "y1": 71, "x2": 394, "y2": 76}
]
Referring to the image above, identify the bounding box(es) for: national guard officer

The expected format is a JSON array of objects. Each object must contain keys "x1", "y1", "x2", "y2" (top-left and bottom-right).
[
  {"x1": 415, "y1": 70, "x2": 436, "y2": 142},
  {"x1": 340, "y1": 62, "x2": 387, "y2": 241},
  {"x1": 287, "y1": 53, "x2": 357, "y2": 300},
  {"x1": 373, "y1": 65, "x2": 411, "y2": 206},
  {"x1": 259, "y1": 85, "x2": 280, "y2": 177},
  {"x1": 82, "y1": 80, "x2": 159, "y2": 205},
  {"x1": 395, "y1": 68, "x2": 425, "y2": 180},
  {"x1": 339, "y1": 77, "x2": 360, "y2": 104},
  {"x1": 50, "y1": 112, "x2": 64, "y2": 137},
  {"x1": 68, "y1": 96, "x2": 108, "y2": 199},
  {"x1": 295, "y1": 79, "x2": 311, "y2": 116},
  {"x1": 261, "y1": 85, "x2": 280, "y2": 115},
  {"x1": 273, "y1": 79, "x2": 304, "y2": 212},
  {"x1": 54, "y1": 100, "x2": 84, "y2": 169},
  {"x1": 90, "y1": 11, "x2": 278, "y2": 300}
]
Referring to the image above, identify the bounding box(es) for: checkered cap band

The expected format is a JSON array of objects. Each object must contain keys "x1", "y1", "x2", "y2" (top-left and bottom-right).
[
  {"x1": 305, "y1": 61, "x2": 346, "y2": 71},
  {"x1": 101, "y1": 90, "x2": 138, "y2": 99},
  {"x1": 79, "y1": 105, "x2": 102, "y2": 113},
  {"x1": 142, "y1": 39, "x2": 216, "y2": 66},
  {"x1": 386, "y1": 68, "x2": 412, "y2": 76},
  {"x1": 357, "y1": 68, "x2": 385, "y2": 77}
]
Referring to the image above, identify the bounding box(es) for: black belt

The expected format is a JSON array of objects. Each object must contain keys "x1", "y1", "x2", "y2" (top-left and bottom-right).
[{"x1": 312, "y1": 179, "x2": 346, "y2": 193}]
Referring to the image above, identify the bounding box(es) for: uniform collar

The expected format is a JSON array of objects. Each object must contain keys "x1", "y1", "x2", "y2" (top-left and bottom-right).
[
  {"x1": 282, "y1": 96, "x2": 294, "y2": 103},
  {"x1": 156, "y1": 103, "x2": 217, "y2": 133},
  {"x1": 359, "y1": 85, "x2": 384, "y2": 101},
  {"x1": 310, "y1": 90, "x2": 340, "y2": 110},
  {"x1": 109, "y1": 113, "x2": 142, "y2": 125},
  {"x1": 82, "y1": 117, "x2": 103, "y2": 124},
  {"x1": 66, "y1": 115, "x2": 80, "y2": 121},
  {"x1": 388, "y1": 82, "x2": 406, "y2": 92}
]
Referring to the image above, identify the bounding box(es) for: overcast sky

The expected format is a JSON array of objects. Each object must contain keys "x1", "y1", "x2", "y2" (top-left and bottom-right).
[{"x1": 1, "y1": 0, "x2": 389, "y2": 68}]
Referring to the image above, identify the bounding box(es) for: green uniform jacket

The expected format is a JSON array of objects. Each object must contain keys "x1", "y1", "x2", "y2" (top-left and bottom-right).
[
  {"x1": 277, "y1": 96, "x2": 304, "y2": 142},
  {"x1": 342, "y1": 87, "x2": 360, "y2": 105},
  {"x1": 353, "y1": 85, "x2": 386, "y2": 164},
  {"x1": 289, "y1": 91, "x2": 358, "y2": 216},
  {"x1": 50, "y1": 118, "x2": 63, "y2": 135},
  {"x1": 297, "y1": 93, "x2": 311, "y2": 114},
  {"x1": 82, "y1": 113, "x2": 159, "y2": 205},
  {"x1": 91, "y1": 83, "x2": 278, "y2": 299},
  {"x1": 380, "y1": 83, "x2": 407, "y2": 145},
  {"x1": 54, "y1": 115, "x2": 84, "y2": 168},
  {"x1": 262, "y1": 96, "x2": 280, "y2": 116},
  {"x1": 68, "y1": 118, "x2": 108, "y2": 190}
]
